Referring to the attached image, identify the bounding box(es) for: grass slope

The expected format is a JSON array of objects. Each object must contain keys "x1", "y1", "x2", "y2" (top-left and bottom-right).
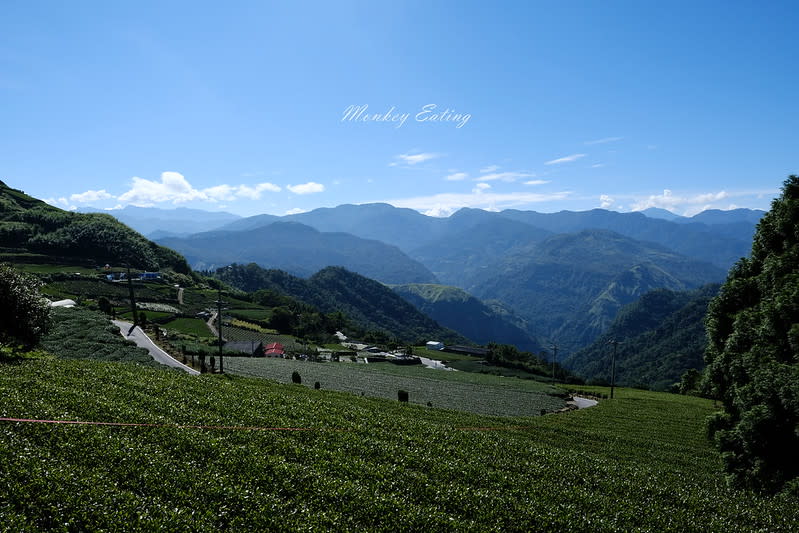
[{"x1": 1, "y1": 358, "x2": 797, "y2": 531}]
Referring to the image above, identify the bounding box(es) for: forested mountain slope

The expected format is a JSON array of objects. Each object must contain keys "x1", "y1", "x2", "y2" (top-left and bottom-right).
[
  {"x1": 392, "y1": 283, "x2": 543, "y2": 353},
  {"x1": 563, "y1": 284, "x2": 720, "y2": 390},
  {"x1": 467, "y1": 230, "x2": 725, "y2": 348},
  {"x1": 0, "y1": 180, "x2": 190, "y2": 273},
  {"x1": 215, "y1": 263, "x2": 466, "y2": 344}
]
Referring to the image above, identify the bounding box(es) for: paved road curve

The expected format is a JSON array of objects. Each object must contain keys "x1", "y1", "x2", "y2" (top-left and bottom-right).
[
  {"x1": 112, "y1": 320, "x2": 200, "y2": 375},
  {"x1": 572, "y1": 396, "x2": 599, "y2": 409}
]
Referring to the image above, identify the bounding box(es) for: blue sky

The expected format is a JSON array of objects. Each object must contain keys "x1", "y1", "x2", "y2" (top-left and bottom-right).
[{"x1": 1, "y1": 1, "x2": 797, "y2": 217}]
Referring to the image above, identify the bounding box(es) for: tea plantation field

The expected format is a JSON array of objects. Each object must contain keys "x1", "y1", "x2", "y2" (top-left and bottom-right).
[
  {"x1": 1, "y1": 357, "x2": 797, "y2": 531},
  {"x1": 225, "y1": 357, "x2": 566, "y2": 417}
]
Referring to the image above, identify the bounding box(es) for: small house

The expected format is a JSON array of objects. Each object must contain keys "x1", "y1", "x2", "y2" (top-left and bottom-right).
[
  {"x1": 265, "y1": 342, "x2": 285, "y2": 357},
  {"x1": 426, "y1": 341, "x2": 444, "y2": 351}
]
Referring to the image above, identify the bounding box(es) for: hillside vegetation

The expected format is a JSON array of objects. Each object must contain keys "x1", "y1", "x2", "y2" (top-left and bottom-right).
[
  {"x1": 392, "y1": 283, "x2": 543, "y2": 353},
  {"x1": 564, "y1": 284, "x2": 720, "y2": 389},
  {"x1": 1, "y1": 358, "x2": 796, "y2": 531},
  {"x1": 0, "y1": 181, "x2": 190, "y2": 273},
  {"x1": 214, "y1": 263, "x2": 467, "y2": 345},
  {"x1": 468, "y1": 229, "x2": 725, "y2": 348}
]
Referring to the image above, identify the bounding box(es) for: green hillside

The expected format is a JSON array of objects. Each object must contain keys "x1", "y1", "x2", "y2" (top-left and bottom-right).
[
  {"x1": 392, "y1": 283, "x2": 543, "y2": 353},
  {"x1": 214, "y1": 263, "x2": 468, "y2": 344},
  {"x1": 1, "y1": 357, "x2": 796, "y2": 530},
  {"x1": 564, "y1": 284, "x2": 720, "y2": 390},
  {"x1": 0, "y1": 180, "x2": 191, "y2": 273}
]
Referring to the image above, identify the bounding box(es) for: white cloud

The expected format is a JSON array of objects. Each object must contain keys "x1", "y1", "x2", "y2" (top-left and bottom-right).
[
  {"x1": 476, "y1": 171, "x2": 536, "y2": 182},
  {"x1": 545, "y1": 154, "x2": 586, "y2": 165},
  {"x1": 591, "y1": 163, "x2": 605, "y2": 168},
  {"x1": 115, "y1": 172, "x2": 282, "y2": 205},
  {"x1": 43, "y1": 197, "x2": 69, "y2": 208},
  {"x1": 236, "y1": 182, "x2": 281, "y2": 199},
  {"x1": 285, "y1": 208, "x2": 307, "y2": 215},
  {"x1": 118, "y1": 172, "x2": 207, "y2": 205},
  {"x1": 385, "y1": 190, "x2": 572, "y2": 217},
  {"x1": 599, "y1": 194, "x2": 614, "y2": 208},
  {"x1": 287, "y1": 182, "x2": 325, "y2": 195},
  {"x1": 480, "y1": 165, "x2": 500, "y2": 173},
  {"x1": 70, "y1": 189, "x2": 114, "y2": 204},
  {"x1": 392, "y1": 152, "x2": 439, "y2": 166},
  {"x1": 694, "y1": 191, "x2": 729, "y2": 203},
  {"x1": 445, "y1": 172, "x2": 468, "y2": 181},
  {"x1": 472, "y1": 183, "x2": 491, "y2": 194},
  {"x1": 630, "y1": 189, "x2": 731, "y2": 215},
  {"x1": 423, "y1": 204, "x2": 457, "y2": 217},
  {"x1": 524, "y1": 180, "x2": 550, "y2": 186},
  {"x1": 203, "y1": 184, "x2": 236, "y2": 202},
  {"x1": 584, "y1": 137, "x2": 622, "y2": 145}
]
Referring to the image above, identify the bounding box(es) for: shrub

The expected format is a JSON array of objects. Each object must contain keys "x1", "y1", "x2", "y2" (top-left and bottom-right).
[
  {"x1": 0, "y1": 264, "x2": 51, "y2": 347},
  {"x1": 291, "y1": 370, "x2": 302, "y2": 384},
  {"x1": 398, "y1": 390, "x2": 409, "y2": 403}
]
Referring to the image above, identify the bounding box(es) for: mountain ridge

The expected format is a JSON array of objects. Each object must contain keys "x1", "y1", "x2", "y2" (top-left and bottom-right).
[{"x1": 158, "y1": 221, "x2": 438, "y2": 284}]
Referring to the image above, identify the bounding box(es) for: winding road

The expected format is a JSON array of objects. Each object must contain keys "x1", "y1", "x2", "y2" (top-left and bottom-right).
[{"x1": 112, "y1": 320, "x2": 199, "y2": 375}]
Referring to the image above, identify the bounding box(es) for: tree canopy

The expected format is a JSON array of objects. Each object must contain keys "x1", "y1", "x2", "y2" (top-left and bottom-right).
[
  {"x1": 0, "y1": 264, "x2": 51, "y2": 347},
  {"x1": 704, "y1": 175, "x2": 799, "y2": 493}
]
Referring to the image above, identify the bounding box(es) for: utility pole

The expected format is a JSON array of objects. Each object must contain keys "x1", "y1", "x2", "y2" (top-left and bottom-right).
[
  {"x1": 217, "y1": 287, "x2": 224, "y2": 374},
  {"x1": 551, "y1": 343, "x2": 558, "y2": 380},
  {"x1": 126, "y1": 264, "x2": 138, "y2": 331},
  {"x1": 608, "y1": 339, "x2": 621, "y2": 399}
]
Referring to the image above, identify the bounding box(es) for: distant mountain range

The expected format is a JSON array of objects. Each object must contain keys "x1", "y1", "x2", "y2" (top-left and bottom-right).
[
  {"x1": 641, "y1": 206, "x2": 766, "y2": 226},
  {"x1": 78, "y1": 205, "x2": 242, "y2": 238},
  {"x1": 158, "y1": 221, "x2": 437, "y2": 284},
  {"x1": 145, "y1": 201, "x2": 760, "y2": 351},
  {"x1": 51, "y1": 198, "x2": 766, "y2": 357},
  {"x1": 463, "y1": 229, "x2": 725, "y2": 347}
]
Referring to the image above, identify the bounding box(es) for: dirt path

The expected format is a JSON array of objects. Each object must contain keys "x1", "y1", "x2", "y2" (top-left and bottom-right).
[{"x1": 206, "y1": 311, "x2": 223, "y2": 340}]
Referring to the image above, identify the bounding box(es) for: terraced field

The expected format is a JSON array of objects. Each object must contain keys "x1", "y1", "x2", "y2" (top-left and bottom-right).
[{"x1": 1, "y1": 357, "x2": 796, "y2": 531}]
